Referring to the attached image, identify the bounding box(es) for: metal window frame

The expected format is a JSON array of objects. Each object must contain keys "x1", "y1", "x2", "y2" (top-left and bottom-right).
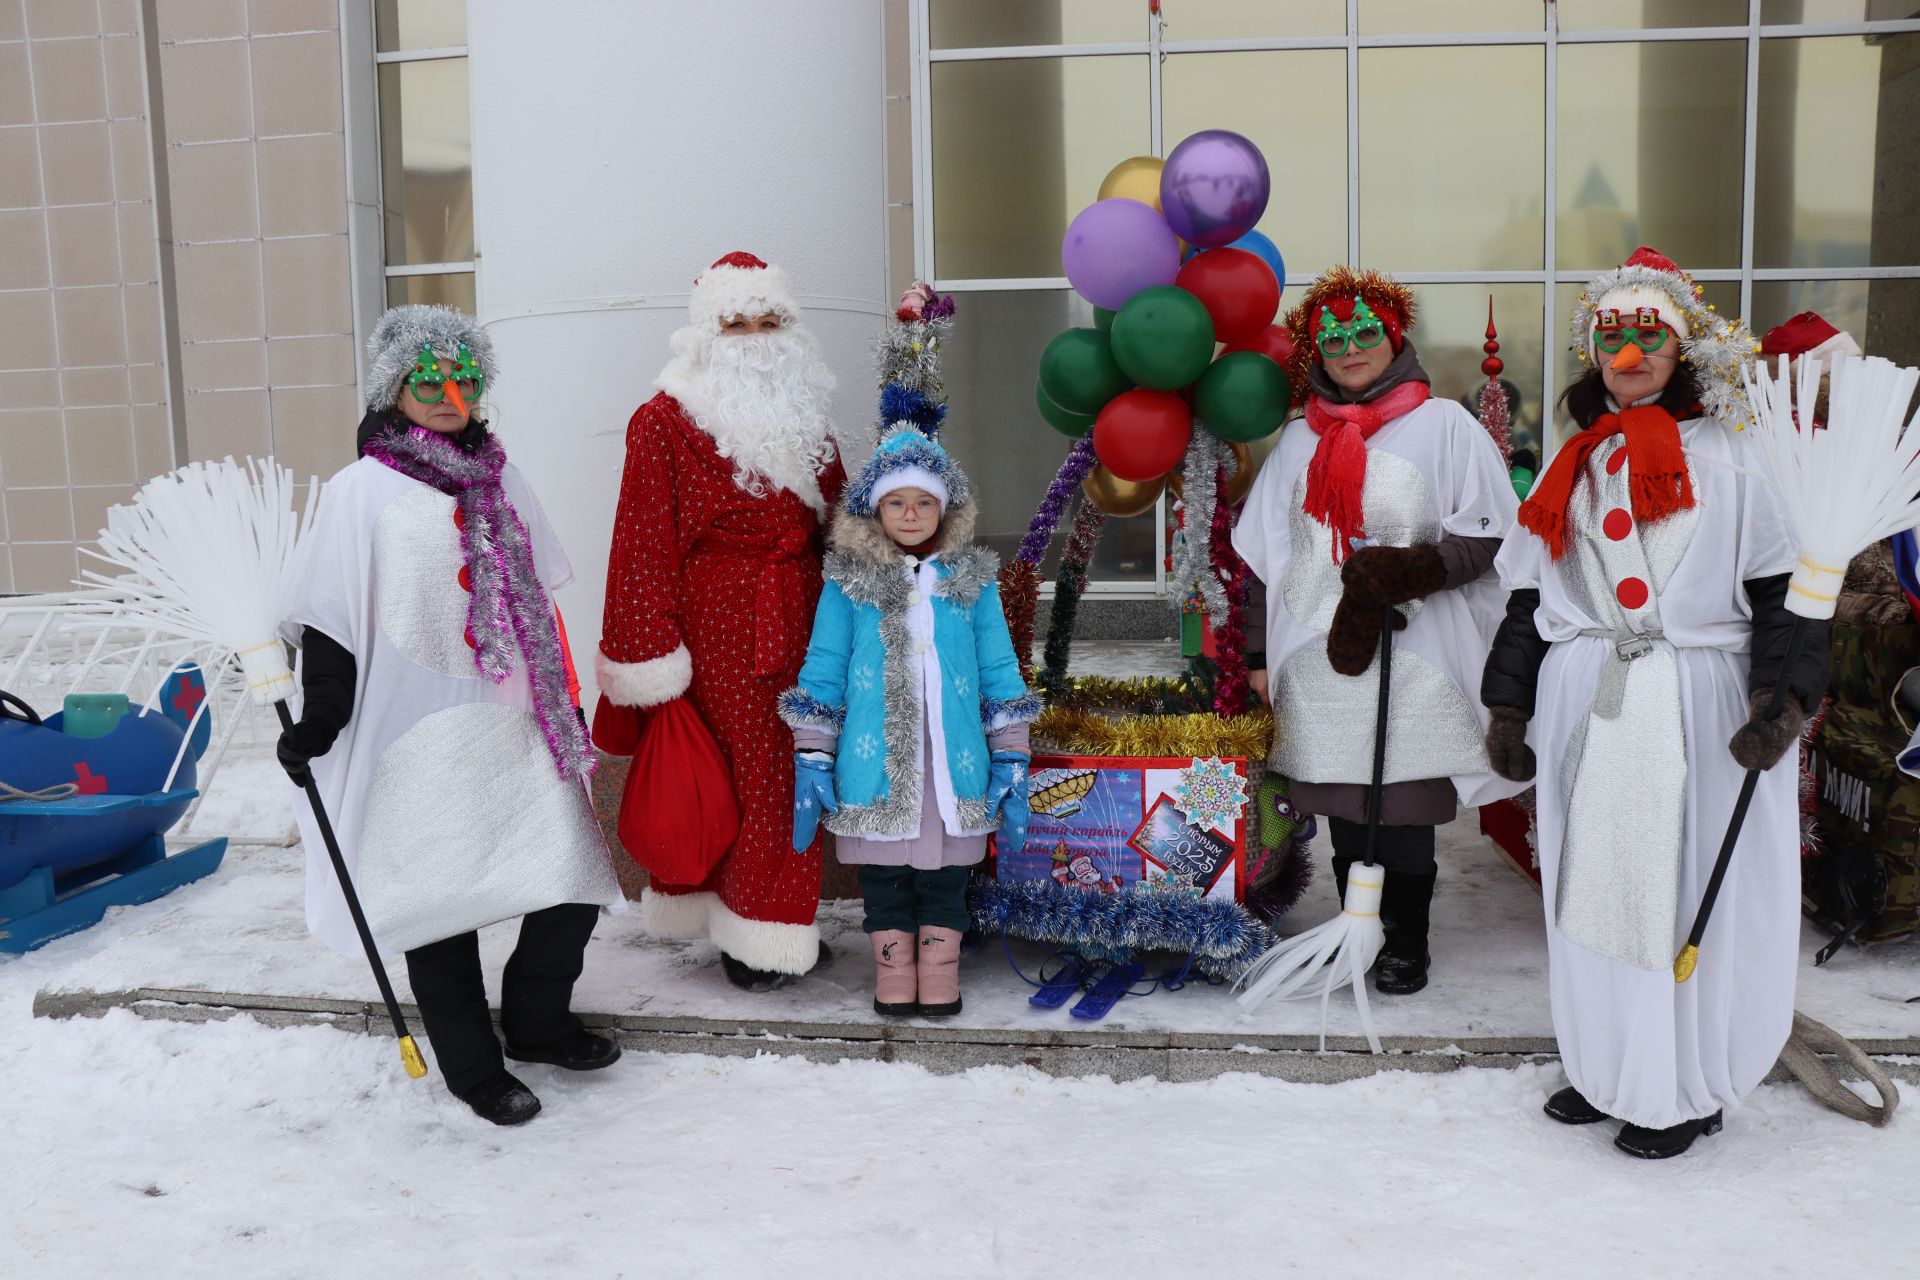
[
  {"x1": 909, "y1": 0, "x2": 1920, "y2": 596},
  {"x1": 369, "y1": 28, "x2": 477, "y2": 313}
]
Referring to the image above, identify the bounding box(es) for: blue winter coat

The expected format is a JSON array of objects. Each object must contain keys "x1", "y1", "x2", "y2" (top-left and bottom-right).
[{"x1": 779, "y1": 512, "x2": 1039, "y2": 839}]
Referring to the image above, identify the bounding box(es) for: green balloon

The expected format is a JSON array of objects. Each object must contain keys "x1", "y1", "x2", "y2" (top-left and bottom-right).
[
  {"x1": 1035, "y1": 379, "x2": 1096, "y2": 438},
  {"x1": 1038, "y1": 327, "x2": 1130, "y2": 414},
  {"x1": 1110, "y1": 286, "x2": 1215, "y2": 391},
  {"x1": 1093, "y1": 306, "x2": 1116, "y2": 332},
  {"x1": 1193, "y1": 350, "x2": 1292, "y2": 442}
]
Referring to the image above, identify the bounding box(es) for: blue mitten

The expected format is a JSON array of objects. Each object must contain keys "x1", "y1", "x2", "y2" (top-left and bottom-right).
[
  {"x1": 986, "y1": 751, "x2": 1030, "y2": 855},
  {"x1": 792, "y1": 752, "x2": 839, "y2": 852}
]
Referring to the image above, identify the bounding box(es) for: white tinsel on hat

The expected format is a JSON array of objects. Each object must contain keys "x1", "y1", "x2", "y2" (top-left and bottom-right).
[
  {"x1": 1569, "y1": 246, "x2": 1761, "y2": 427},
  {"x1": 689, "y1": 251, "x2": 801, "y2": 334},
  {"x1": 364, "y1": 304, "x2": 497, "y2": 411}
]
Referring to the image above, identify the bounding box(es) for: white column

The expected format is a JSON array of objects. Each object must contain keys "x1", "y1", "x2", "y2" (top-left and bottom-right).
[{"x1": 467, "y1": 0, "x2": 887, "y2": 705}]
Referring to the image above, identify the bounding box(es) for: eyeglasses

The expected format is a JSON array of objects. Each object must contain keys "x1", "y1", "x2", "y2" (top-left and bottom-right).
[
  {"x1": 1593, "y1": 308, "x2": 1672, "y2": 354},
  {"x1": 410, "y1": 378, "x2": 478, "y2": 404},
  {"x1": 1317, "y1": 321, "x2": 1386, "y2": 358}
]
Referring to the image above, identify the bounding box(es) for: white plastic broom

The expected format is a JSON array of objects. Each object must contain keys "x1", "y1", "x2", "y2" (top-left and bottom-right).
[
  {"x1": 79, "y1": 457, "x2": 428, "y2": 1078},
  {"x1": 1675, "y1": 354, "x2": 1920, "y2": 982}
]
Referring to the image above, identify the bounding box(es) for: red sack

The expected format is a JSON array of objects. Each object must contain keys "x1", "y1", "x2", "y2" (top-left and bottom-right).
[{"x1": 615, "y1": 697, "x2": 739, "y2": 885}]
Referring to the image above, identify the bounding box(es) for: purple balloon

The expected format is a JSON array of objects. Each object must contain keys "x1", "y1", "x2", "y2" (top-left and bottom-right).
[
  {"x1": 1061, "y1": 198, "x2": 1182, "y2": 312},
  {"x1": 1159, "y1": 130, "x2": 1271, "y2": 250}
]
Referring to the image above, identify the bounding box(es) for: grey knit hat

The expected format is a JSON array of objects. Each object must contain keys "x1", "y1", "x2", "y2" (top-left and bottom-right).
[{"x1": 364, "y1": 304, "x2": 499, "y2": 411}]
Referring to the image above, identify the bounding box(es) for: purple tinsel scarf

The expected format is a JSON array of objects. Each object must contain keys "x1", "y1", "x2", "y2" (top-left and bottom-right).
[{"x1": 364, "y1": 426, "x2": 595, "y2": 779}]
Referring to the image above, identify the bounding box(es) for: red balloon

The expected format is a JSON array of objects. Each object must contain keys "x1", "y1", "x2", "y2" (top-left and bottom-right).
[
  {"x1": 1227, "y1": 323, "x2": 1297, "y2": 367},
  {"x1": 1092, "y1": 388, "x2": 1193, "y2": 482},
  {"x1": 1175, "y1": 247, "x2": 1280, "y2": 345}
]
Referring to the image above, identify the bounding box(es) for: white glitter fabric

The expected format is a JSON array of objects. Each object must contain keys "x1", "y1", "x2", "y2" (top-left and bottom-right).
[{"x1": 370, "y1": 486, "x2": 487, "y2": 681}]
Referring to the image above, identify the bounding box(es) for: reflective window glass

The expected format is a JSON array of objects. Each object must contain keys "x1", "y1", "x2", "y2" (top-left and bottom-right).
[
  {"x1": 1751, "y1": 278, "x2": 1920, "y2": 372},
  {"x1": 1359, "y1": 46, "x2": 1545, "y2": 272},
  {"x1": 1404, "y1": 283, "x2": 1547, "y2": 461},
  {"x1": 930, "y1": 1, "x2": 1144, "y2": 49},
  {"x1": 1762, "y1": 1, "x2": 1919, "y2": 21},
  {"x1": 386, "y1": 272, "x2": 476, "y2": 315},
  {"x1": 1755, "y1": 34, "x2": 1920, "y2": 269},
  {"x1": 1556, "y1": 41, "x2": 1746, "y2": 271},
  {"x1": 377, "y1": 59, "x2": 474, "y2": 267},
  {"x1": 374, "y1": 0, "x2": 466, "y2": 52},
  {"x1": 1163, "y1": 51, "x2": 1346, "y2": 279},
  {"x1": 1557, "y1": 0, "x2": 1748, "y2": 30},
  {"x1": 1160, "y1": 0, "x2": 1346, "y2": 40},
  {"x1": 1360, "y1": 0, "x2": 1541, "y2": 34},
  {"x1": 1550, "y1": 279, "x2": 1740, "y2": 448},
  {"x1": 939, "y1": 290, "x2": 1157, "y2": 582},
  {"x1": 931, "y1": 57, "x2": 1150, "y2": 280}
]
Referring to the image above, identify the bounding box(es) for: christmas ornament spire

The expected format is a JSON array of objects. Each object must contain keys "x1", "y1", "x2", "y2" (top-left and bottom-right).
[{"x1": 874, "y1": 281, "x2": 956, "y2": 444}]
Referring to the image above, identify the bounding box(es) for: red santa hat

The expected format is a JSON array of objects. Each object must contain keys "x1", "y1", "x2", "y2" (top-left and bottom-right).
[
  {"x1": 1760, "y1": 310, "x2": 1862, "y2": 374},
  {"x1": 689, "y1": 251, "x2": 800, "y2": 334},
  {"x1": 1583, "y1": 246, "x2": 1693, "y2": 358}
]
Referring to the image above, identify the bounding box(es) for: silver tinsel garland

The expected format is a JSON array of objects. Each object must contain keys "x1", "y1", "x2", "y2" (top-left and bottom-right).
[{"x1": 1171, "y1": 430, "x2": 1229, "y2": 626}]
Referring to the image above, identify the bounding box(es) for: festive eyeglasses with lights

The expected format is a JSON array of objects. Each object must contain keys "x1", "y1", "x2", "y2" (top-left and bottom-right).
[
  {"x1": 1315, "y1": 301, "x2": 1388, "y2": 358},
  {"x1": 406, "y1": 343, "x2": 484, "y2": 404},
  {"x1": 1593, "y1": 307, "x2": 1673, "y2": 355}
]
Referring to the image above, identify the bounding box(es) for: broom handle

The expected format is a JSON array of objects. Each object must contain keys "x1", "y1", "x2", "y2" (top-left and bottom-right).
[
  {"x1": 274, "y1": 698, "x2": 428, "y2": 1078},
  {"x1": 1674, "y1": 617, "x2": 1812, "y2": 982},
  {"x1": 1364, "y1": 604, "x2": 1394, "y2": 866}
]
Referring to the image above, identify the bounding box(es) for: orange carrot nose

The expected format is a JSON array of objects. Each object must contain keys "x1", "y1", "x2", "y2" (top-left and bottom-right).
[
  {"x1": 1610, "y1": 342, "x2": 1645, "y2": 372},
  {"x1": 443, "y1": 379, "x2": 470, "y2": 417}
]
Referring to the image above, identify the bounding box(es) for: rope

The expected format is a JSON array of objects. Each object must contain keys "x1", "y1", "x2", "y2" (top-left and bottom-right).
[
  {"x1": 1778, "y1": 1010, "x2": 1900, "y2": 1127},
  {"x1": 0, "y1": 780, "x2": 81, "y2": 803}
]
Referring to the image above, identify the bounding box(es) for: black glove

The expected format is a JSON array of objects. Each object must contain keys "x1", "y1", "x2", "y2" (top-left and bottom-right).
[
  {"x1": 277, "y1": 719, "x2": 338, "y2": 788},
  {"x1": 280, "y1": 627, "x2": 356, "y2": 787},
  {"x1": 1728, "y1": 688, "x2": 1806, "y2": 772},
  {"x1": 1484, "y1": 705, "x2": 1535, "y2": 783}
]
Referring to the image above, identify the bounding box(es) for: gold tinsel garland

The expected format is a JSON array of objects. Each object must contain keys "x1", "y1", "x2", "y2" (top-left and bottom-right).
[{"x1": 1033, "y1": 704, "x2": 1274, "y2": 762}]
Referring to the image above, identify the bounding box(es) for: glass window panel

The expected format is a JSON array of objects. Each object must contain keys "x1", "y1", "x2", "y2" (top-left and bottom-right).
[
  {"x1": 374, "y1": 0, "x2": 466, "y2": 52},
  {"x1": 1756, "y1": 34, "x2": 1920, "y2": 269},
  {"x1": 386, "y1": 271, "x2": 476, "y2": 314},
  {"x1": 1162, "y1": 51, "x2": 1347, "y2": 279},
  {"x1": 939, "y1": 290, "x2": 1156, "y2": 582},
  {"x1": 1762, "y1": 1, "x2": 1919, "y2": 21},
  {"x1": 1751, "y1": 278, "x2": 1920, "y2": 372},
  {"x1": 1550, "y1": 278, "x2": 1739, "y2": 449},
  {"x1": 377, "y1": 59, "x2": 474, "y2": 268},
  {"x1": 1160, "y1": 0, "x2": 1345, "y2": 40},
  {"x1": 1359, "y1": 46, "x2": 1545, "y2": 272},
  {"x1": 1557, "y1": 0, "x2": 1748, "y2": 30},
  {"x1": 929, "y1": 0, "x2": 1144, "y2": 49},
  {"x1": 1360, "y1": 0, "x2": 1541, "y2": 34},
  {"x1": 1556, "y1": 41, "x2": 1746, "y2": 272},
  {"x1": 931, "y1": 56, "x2": 1149, "y2": 280},
  {"x1": 1402, "y1": 283, "x2": 1547, "y2": 462}
]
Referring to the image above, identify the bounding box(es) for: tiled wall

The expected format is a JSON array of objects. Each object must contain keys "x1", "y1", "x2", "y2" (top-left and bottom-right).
[
  {"x1": 0, "y1": 0, "x2": 360, "y2": 594},
  {"x1": 0, "y1": 0, "x2": 168, "y2": 593}
]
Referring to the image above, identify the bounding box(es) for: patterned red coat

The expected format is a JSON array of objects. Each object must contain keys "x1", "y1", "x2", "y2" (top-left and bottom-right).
[{"x1": 595, "y1": 391, "x2": 844, "y2": 974}]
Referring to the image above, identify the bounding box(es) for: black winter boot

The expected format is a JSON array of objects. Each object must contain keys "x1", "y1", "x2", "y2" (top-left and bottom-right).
[
  {"x1": 1543, "y1": 1085, "x2": 1609, "y2": 1125},
  {"x1": 1614, "y1": 1111, "x2": 1724, "y2": 1159},
  {"x1": 505, "y1": 1026, "x2": 622, "y2": 1072},
  {"x1": 457, "y1": 1071, "x2": 542, "y2": 1126},
  {"x1": 1374, "y1": 868, "x2": 1436, "y2": 995}
]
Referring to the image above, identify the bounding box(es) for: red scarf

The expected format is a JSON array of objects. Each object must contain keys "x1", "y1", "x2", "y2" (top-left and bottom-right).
[
  {"x1": 1516, "y1": 404, "x2": 1694, "y2": 561},
  {"x1": 1302, "y1": 381, "x2": 1432, "y2": 562}
]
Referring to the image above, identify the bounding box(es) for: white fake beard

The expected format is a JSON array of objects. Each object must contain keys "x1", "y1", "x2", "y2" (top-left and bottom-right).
[{"x1": 675, "y1": 330, "x2": 837, "y2": 512}]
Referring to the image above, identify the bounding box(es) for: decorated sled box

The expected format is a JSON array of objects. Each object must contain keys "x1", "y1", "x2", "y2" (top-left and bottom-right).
[{"x1": 992, "y1": 755, "x2": 1247, "y2": 903}]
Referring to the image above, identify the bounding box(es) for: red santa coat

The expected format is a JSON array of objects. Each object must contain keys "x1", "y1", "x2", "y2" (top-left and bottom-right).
[{"x1": 595, "y1": 391, "x2": 844, "y2": 973}]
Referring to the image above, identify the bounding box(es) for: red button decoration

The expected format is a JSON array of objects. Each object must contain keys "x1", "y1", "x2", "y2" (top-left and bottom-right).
[
  {"x1": 1616, "y1": 577, "x2": 1649, "y2": 610},
  {"x1": 463, "y1": 626, "x2": 476, "y2": 649},
  {"x1": 453, "y1": 508, "x2": 466, "y2": 531},
  {"x1": 1605, "y1": 448, "x2": 1627, "y2": 475},
  {"x1": 1603, "y1": 508, "x2": 1632, "y2": 541},
  {"x1": 457, "y1": 564, "x2": 472, "y2": 593}
]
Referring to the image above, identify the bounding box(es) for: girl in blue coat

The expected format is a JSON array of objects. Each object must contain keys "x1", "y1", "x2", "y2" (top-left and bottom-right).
[{"x1": 780, "y1": 429, "x2": 1038, "y2": 1016}]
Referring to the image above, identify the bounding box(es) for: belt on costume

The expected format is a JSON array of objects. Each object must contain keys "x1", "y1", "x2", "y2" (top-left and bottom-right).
[
  {"x1": 1576, "y1": 625, "x2": 1664, "y2": 720},
  {"x1": 692, "y1": 527, "x2": 815, "y2": 679}
]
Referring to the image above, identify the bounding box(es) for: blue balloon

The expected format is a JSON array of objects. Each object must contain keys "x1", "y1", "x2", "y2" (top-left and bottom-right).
[{"x1": 1227, "y1": 230, "x2": 1286, "y2": 292}]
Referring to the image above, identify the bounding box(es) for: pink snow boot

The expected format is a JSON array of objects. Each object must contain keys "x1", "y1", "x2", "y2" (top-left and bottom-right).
[
  {"x1": 870, "y1": 930, "x2": 917, "y2": 1016},
  {"x1": 916, "y1": 926, "x2": 964, "y2": 1016}
]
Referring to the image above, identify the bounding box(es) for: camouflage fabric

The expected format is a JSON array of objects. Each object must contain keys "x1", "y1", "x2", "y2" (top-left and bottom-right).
[{"x1": 1804, "y1": 618, "x2": 1920, "y2": 945}]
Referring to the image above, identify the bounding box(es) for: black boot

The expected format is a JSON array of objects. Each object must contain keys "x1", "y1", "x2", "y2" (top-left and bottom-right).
[
  {"x1": 505, "y1": 1026, "x2": 622, "y2": 1072},
  {"x1": 1374, "y1": 868, "x2": 1435, "y2": 995},
  {"x1": 1614, "y1": 1111, "x2": 1723, "y2": 1159},
  {"x1": 1543, "y1": 1085, "x2": 1609, "y2": 1125},
  {"x1": 721, "y1": 953, "x2": 793, "y2": 991},
  {"x1": 457, "y1": 1070, "x2": 542, "y2": 1126}
]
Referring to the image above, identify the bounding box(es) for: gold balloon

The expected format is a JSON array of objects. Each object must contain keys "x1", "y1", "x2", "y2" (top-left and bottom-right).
[
  {"x1": 1098, "y1": 155, "x2": 1165, "y2": 212},
  {"x1": 1082, "y1": 466, "x2": 1166, "y2": 518},
  {"x1": 1169, "y1": 440, "x2": 1257, "y2": 505}
]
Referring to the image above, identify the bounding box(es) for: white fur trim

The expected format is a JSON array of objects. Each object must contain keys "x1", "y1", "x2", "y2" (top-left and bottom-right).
[
  {"x1": 691, "y1": 262, "x2": 799, "y2": 333},
  {"x1": 870, "y1": 464, "x2": 948, "y2": 511},
  {"x1": 596, "y1": 644, "x2": 692, "y2": 708},
  {"x1": 639, "y1": 886, "x2": 715, "y2": 938},
  {"x1": 1588, "y1": 284, "x2": 1687, "y2": 359},
  {"x1": 1801, "y1": 331, "x2": 1863, "y2": 372},
  {"x1": 708, "y1": 899, "x2": 822, "y2": 975}
]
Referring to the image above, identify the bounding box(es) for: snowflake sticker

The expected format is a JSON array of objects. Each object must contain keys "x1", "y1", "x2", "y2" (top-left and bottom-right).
[
  {"x1": 956, "y1": 747, "x2": 977, "y2": 775},
  {"x1": 953, "y1": 674, "x2": 970, "y2": 696},
  {"x1": 1169, "y1": 757, "x2": 1246, "y2": 833},
  {"x1": 853, "y1": 664, "x2": 877, "y2": 692},
  {"x1": 854, "y1": 734, "x2": 878, "y2": 760}
]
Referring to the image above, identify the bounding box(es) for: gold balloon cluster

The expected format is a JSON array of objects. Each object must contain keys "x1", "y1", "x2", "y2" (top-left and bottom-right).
[
  {"x1": 1097, "y1": 155, "x2": 1166, "y2": 211},
  {"x1": 1081, "y1": 465, "x2": 1164, "y2": 518}
]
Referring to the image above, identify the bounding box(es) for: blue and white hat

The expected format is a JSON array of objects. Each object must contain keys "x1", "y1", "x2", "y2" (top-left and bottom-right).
[{"x1": 844, "y1": 428, "x2": 972, "y2": 518}]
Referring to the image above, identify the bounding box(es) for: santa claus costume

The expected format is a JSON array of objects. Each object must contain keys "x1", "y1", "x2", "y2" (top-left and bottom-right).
[
  {"x1": 1482, "y1": 248, "x2": 1828, "y2": 1157},
  {"x1": 280, "y1": 304, "x2": 624, "y2": 1126},
  {"x1": 595, "y1": 253, "x2": 846, "y2": 989},
  {"x1": 1232, "y1": 266, "x2": 1521, "y2": 997}
]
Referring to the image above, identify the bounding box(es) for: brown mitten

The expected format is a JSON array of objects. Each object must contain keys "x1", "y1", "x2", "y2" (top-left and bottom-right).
[
  {"x1": 1484, "y1": 705, "x2": 1535, "y2": 783},
  {"x1": 1340, "y1": 543, "x2": 1448, "y2": 608},
  {"x1": 1728, "y1": 687, "x2": 1806, "y2": 771},
  {"x1": 1327, "y1": 594, "x2": 1407, "y2": 677}
]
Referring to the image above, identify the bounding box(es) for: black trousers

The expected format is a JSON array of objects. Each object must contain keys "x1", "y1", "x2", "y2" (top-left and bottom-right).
[
  {"x1": 1326, "y1": 817, "x2": 1437, "y2": 875},
  {"x1": 857, "y1": 865, "x2": 972, "y2": 934},
  {"x1": 403, "y1": 901, "x2": 599, "y2": 1097}
]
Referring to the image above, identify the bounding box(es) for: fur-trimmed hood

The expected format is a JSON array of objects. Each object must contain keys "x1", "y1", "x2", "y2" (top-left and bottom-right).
[{"x1": 823, "y1": 494, "x2": 998, "y2": 609}]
